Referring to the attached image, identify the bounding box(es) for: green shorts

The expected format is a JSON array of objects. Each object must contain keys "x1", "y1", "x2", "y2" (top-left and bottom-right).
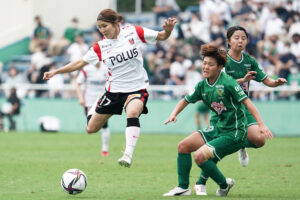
[
  {"x1": 197, "y1": 102, "x2": 210, "y2": 113},
  {"x1": 199, "y1": 126, "x2": 245, "y2": 160},
  {"x1": 245, "y1": 109, "x2": 257, "y2": 127}
]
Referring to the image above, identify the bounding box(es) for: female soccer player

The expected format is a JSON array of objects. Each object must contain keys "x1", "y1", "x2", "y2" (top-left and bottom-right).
[
  {"x1": 163, "y1": 44, "x2": 272, "y2": 197},
  {"x1": 194, "y1": 26, "x2": 287, "y2": 195},
  {"x1": 75, "y1": 63, "x2": 110, "y2": 157},
  {"x1": 43, "y1": 9, "x2": 177, "y2": 167}
]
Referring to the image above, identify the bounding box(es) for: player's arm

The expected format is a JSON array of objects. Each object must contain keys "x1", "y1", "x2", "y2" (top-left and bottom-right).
[
  {"x1": 43, "y1": 59, "x2": 88, "y2": 80},
  {"x1": 164, "y1": 99, "x2": 189, "y2": 125},
  {"x1": 242, "y1": 98, "x2": 273, "y2": 139},
  {"x1": 263, "y1": 77, "x2": 287, "y2": 87},
  {"x1": 237, "y1": 71, "x2": 257, "y2": 84},
  {"x1": 156, "y1": 18, "x2": 177, "y2": 41},
  {"x1": 75, "y1": 82, "x2": 85, "y2": 107}
]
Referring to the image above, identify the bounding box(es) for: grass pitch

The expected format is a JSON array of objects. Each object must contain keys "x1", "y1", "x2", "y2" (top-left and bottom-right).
[{"x1": 0, "y1": 132, "x2": 299, "y2": 200}]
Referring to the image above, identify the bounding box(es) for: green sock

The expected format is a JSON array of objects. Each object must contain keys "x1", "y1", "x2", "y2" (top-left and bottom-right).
[
  {"x1": 177, "y1": 153, "x2": 192, "y2": 189},
  {"x1": 196, "y1": 158, "x2": 218, "y2": 185},
  {"x1": 196, "y1": 171, "x2": 209, "y2": 185},
  {"x1": 198, "y1": 160, "x2": 227, "y2": 189},
  {"x1": 244, "y1": 138, "x2": 258, "y2": 148}
]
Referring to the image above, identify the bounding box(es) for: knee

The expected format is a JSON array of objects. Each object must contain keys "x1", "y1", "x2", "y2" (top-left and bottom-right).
[
  {"x1": 255, "y1": 136, "x2": 265, "y2": 148},
  {"x1": 86, "y1": 126, "x2": 97, "y2": 134},
  {"x1": 177, "y1": 141, "x2": 191, "y2": 154},
  {"x1": 194, "y1": 151, "x2": 205, "y2": 165}
]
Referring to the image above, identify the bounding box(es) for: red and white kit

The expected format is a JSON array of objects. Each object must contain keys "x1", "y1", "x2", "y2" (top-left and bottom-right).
[
  {"x1": 76, "y1": 64, "x2": 107, "y2": 107},
  {"x1": 83, "y1": 25, "x2": 158, "y2": 93}
]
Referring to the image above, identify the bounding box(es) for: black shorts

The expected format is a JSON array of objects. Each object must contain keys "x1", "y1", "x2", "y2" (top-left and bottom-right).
[{"x1": 95, "y1": 89, "x2": 149, "y2": 115}]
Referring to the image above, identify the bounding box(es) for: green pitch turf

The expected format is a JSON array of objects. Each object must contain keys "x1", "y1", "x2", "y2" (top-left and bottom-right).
[{"x1": 0, "y1": 132, "x2": 299, "y2": 200}]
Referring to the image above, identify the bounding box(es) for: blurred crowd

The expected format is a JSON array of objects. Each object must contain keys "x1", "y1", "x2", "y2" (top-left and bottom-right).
[{"x1": 0, "y1": 0, "x2": 300, "y2": 101}]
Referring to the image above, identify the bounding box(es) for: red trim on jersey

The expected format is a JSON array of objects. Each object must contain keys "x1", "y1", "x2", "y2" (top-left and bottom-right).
[
  {"x1": 81, "y1": 69, "x2": 87, "y2": 79},
  {"x1": 134, "y1": 26, "x2": 146, "y2": 43},
  {"x1": 93, "y1": 43, "x2": 102, "y2": 61},
  {"x1": 107, "y1": 70, "x2": 112, "y2": 92}
]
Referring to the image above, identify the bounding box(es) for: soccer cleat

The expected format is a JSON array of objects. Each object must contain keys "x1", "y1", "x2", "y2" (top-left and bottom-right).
[
  {"x1": 118, "y1": 153, "x2": 132, "y2": 167},
  {"x1": 238, "y1": 148, "x2": 249, "y2": 167},
  {"x1": 101, "y1": 151, "x2": 109, "y2": 157},
  {"x1": 194, "y1": 184, "x2": 207, "y2": 196},
  {"x1": 163, "y1": 186, "x2": 191, "y2": 197},
  {"x1": 216, "y1": 178, "x2": 234, "y2": 196}
]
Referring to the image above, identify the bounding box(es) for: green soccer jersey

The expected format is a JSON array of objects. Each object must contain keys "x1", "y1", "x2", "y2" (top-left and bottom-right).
[
  {"x1": 185, "y1": 72, "x2": 248, "y2": 138},
  {"x1": 225, "y1": 52, "x2": 268, "y2": 95}
]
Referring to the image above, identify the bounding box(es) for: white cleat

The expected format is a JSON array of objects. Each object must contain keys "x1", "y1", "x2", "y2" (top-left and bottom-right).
[
  {"x1": 163, "y1": 186, "x2": 191, "y2": 197},
  {"x1": 238, "y1": 148, "x2": 249, "y2": 167},
  {"x1": 216, "y1": 178, "x2": 234, "y2": 196},
  {"x1": 118, "y1": 153, "x2": 132, "y2": 167},
  {"x1": 194, "y1": 184, "x2": 207, "y2": 196}
]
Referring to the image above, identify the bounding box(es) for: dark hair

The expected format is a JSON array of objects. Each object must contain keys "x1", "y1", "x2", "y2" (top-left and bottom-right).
[
  {"x1": 201, "y1": 44, "x2": 227, "y2": 67},
  {"x1": 226, "y1": 26, "x2": 248, "y2": 39},
  {"x1": 97, "y1": 9, "x2": 123, "y2": 23}
]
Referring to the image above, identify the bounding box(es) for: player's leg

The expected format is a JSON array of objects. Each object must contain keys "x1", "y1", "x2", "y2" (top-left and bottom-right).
[
  {"x1": 101, "y1": 121, "x2": 110, "y2": 156},
  {"x1": 118, "y1": 96, "x2": 144, "y2": 167},
  {"x1": 86, "y1": 112, "x2": 112, "y2": 134},
  {"x1": 163, "y1": 131, "x2": 205, "y2": 196}
]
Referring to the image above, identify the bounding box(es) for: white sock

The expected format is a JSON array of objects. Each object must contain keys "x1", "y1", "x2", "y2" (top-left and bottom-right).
[
  {"x1": 124, "y1": 126, "x2": 140, "y2": 157},
  {"x1": 101, "y1": 128, "x2": 110, "y2": 152}
]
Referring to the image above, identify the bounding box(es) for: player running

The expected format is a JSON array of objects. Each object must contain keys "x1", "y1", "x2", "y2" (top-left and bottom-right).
[
  {"x1": 44, "y1": 8, "x2": 177, "y2": 167},
  {"x1": 75, "y1": 63, "x2": 110, "y2": 157},
  {"x1": 163, "y1": 44, "x2": 272, "y2": 197}
]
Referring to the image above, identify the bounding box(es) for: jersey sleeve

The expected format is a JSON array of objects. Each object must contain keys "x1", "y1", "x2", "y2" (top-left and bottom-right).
[
  {"x1": 184, "y1": 82, "x2": 202, "y2": 103},
  {"x1": 227, "y1": 78, "x2": 248, "y2": 102},
  {"x1": 76, "y1": 70, "x2": 86, "y2": 84},
  {"x1": 251, "y1": 57, "x2": 268, "y2": 82},
  {"x1": 134, "y1": 26, "x2": 158, "y2": 45},
  {"x1": 82, "y1": 43, "x2": 102, "y2": 65}
]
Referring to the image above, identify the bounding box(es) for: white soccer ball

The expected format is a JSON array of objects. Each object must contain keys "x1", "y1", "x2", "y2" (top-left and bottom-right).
[{"x1": 61, "y1": 169, "x2": 87, "y2": 195}]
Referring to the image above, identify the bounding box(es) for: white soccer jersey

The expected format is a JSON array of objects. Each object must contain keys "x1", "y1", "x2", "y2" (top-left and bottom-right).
[
  {"x1": 82, "y1": 25, "x2": 158, "y2": 93},
  {"x1": 76, "y1": 64, "x2": 107, "y2": 107}
]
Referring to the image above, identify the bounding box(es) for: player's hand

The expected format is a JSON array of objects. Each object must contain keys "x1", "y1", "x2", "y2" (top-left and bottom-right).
[
  {"x1": 258, "y1": 123, "x2": 273, "y2": 139},
  {"x1": 242, "y1": 71, "x2": 257, "y2": 82},
  {"x1": 43, "y1": 71, "x2": 56, "y2": 80},
  {"x1": 275, "y1": 78, "x2": 287, "y2": 86},
  {"x1": 162, "y1": 17, "x2": 177, "y2": 33},
  {"x1": 164, "y1": 114, "x2": 177, "y2": 125}
]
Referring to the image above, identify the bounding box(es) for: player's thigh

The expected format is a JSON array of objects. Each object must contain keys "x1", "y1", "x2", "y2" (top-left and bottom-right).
[
  {"x1": 178, "y1": 131, "x2": 205, "y2": 153},
  {"x1": 87, "y1": 112, "x2": 112, "y2": 133},
  {"x1": 125, "y1": 99, "x2": 144, "y2": 118}
]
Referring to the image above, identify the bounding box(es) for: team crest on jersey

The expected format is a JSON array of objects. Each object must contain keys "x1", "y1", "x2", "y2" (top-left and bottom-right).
[
  {"x1": 216, "y1": 85, "x2": 224, "y2": 96},
  {"x1": 129, "y1": 38, "x2": 135, "y2": 45},
  {"x1": 211, "y1": 101, "x2": 227, "y2": 115}
]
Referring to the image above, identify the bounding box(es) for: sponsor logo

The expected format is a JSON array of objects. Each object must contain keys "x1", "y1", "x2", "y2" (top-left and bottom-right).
[
  {"x1": 101, "y1": 43, "x2": 113, "y2": 48},
  {"x1": 124, "y1": 32, "x2": 134, "y2": 38},
  {"x1": 107, "y1": 48, "x2": 138, "y2": 65},
  {"x1": 211, "y1": 101, "x2": 227, "y2": 115}
]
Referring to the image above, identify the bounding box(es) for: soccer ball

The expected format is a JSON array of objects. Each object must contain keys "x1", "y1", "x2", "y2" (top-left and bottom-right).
[{"x1": 61, "y1": 169, "x2": 87, "y2": 195}]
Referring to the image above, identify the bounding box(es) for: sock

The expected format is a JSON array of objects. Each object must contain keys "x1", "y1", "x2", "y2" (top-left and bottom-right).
[
  {"x1": 244, "y1": 138, "x2": 258, "y2": 148},
  {"x1": 101, "y1": 127, "x2": 110, "y2": 152},
  {"x1": 196, "y1": 158, "x2": 218, "y2": 185},
  {"x1": 198, "y1": 160, "x2": 227, "y2": 189},
  {"x1": 124, "y1": 118, "x2": 140, "y2": 157},
  {"x1": 177, "y1": 153, "x2": 192, "y2": 189},
  {"x1": 197, "y1": 171, "x2": 209, "y2": 185}
]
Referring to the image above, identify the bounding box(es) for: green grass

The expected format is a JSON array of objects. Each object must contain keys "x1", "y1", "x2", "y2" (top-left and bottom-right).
[{"x1": 0, "y1": 132, "x2": 299, "y2": 200}]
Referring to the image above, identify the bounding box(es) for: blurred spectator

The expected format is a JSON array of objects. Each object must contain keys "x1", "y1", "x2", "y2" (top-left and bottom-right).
[
  {"x1": 169, "y1": 53, "x2": 189, "y2": 86},
  {"x1": 29, "y1": 16, "x2": 52, "y2": 53},
  {"x1": 287, "y1": 67, "x2": 300, "y2": 100},
  {"x1": 49, "y1": 17, "x2": 80, "y2": 56},
  {"x1": 66, "y1": 32, "x2": 88, "y2": 63},
  {"x1": 47, "y1": 64, "x2": 64, "y2": 98},
  {"x1": 0, "y1": 87, "x2": 21, "y2": 131},
  {"x1": 290, "y1": 33, "x2": 300, "y2": 67},
  {"x1": 152, "y1": 0, "x2": 180, "y2": 25},
  {"x1": 264, "y1": 8, "x2": 285, "y2": 37}
]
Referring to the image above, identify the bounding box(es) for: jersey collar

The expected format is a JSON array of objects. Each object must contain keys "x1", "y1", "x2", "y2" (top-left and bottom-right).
[
  {"x1": 227, "y1": 52, "x2": 244, "y2": 64},
  {"x1": 206, "y1": 71, "x2": 222, "y2": 87}
]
